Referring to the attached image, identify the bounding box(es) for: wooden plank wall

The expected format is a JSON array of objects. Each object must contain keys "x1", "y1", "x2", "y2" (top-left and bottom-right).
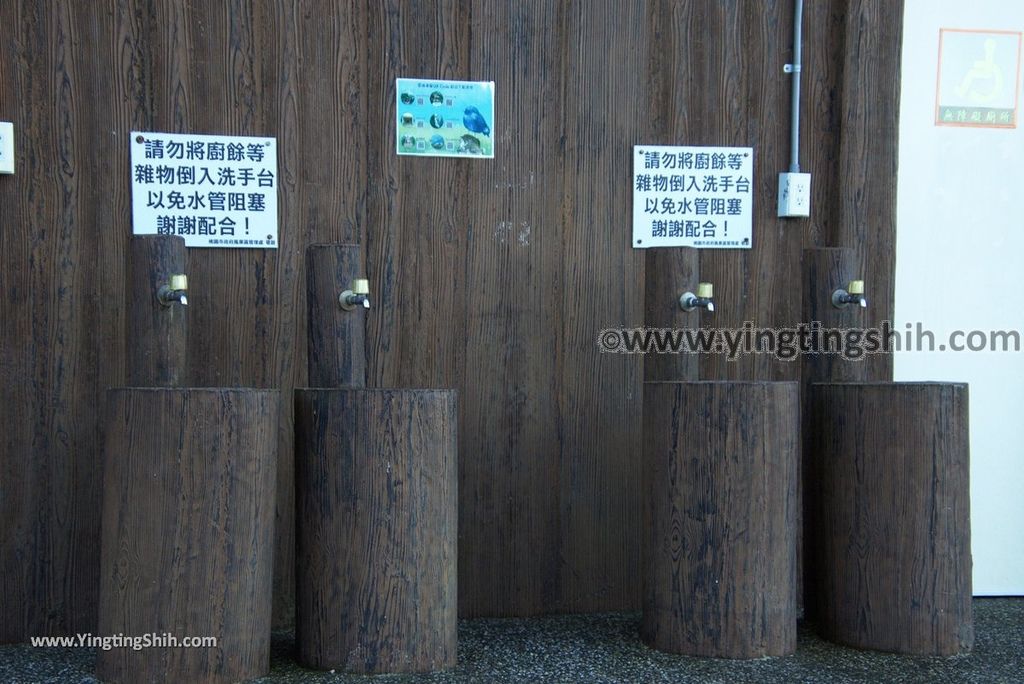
[
  {"x1": 0, "y1": 0, "x2": 902, "y2": 638},
  {"x1": 648, "y1": 0, "x2": 898, "y2": 384}
]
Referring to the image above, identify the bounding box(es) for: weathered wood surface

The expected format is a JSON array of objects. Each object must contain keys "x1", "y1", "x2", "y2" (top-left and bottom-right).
[
  {"x1": 833, "y1": 0, "x2": 902, "y2": 383},
  {"x1": 808, "y1": 382, "x2": 973, "y2": 655},
  {"x1": 642, "y1": 381, "x2": 799, "y2": 658},
  {"x1": 643, "y1": 248, "x2": 700, "y2": 382},
  {"x1": 126, "y1": 235, "x2": 189, "y2": 387},
  {"x1": 0, "y1": 1, "x2": 904, "y2": 634},
  {"x1": 798, "y1": 247, "x2": 870, "y2": 613},
  {"x1": 97, "y1": 388, "x2": 279, "y2": 683},
  {"x1": 305, "y1": 244, "x2": 367, "y2": 388},
  {"x1": 0, "y1": 0, "x2": 133, "y2": 641},
  {"x1": 295, "y1": 388, "x2": 457, "y2": 673}
]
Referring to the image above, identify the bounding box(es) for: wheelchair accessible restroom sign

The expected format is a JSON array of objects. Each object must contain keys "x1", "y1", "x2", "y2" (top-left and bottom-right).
[
  {"x1": 633, "y1": 145, "x2": 753, "y2": 249},
  {"x1": 130, "y1": 131, "x2": 278, "y2": 248},
  {"x1": 935, "y1": 29, "x2": 1022, "y2": 128},
  {"x1": 396, "y1": 78, "x2": 495, "y2": 158}
]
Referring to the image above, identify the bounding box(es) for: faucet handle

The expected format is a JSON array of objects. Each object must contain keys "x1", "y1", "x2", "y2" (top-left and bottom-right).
[
  {"x1": 847, "y1": 280, "x2": 864, "y2": 295},
  {"x1": 697, "y1": 282, "x2": 714, "y2": 299},
  {"x1": 350, "y1": 278, "x2": 370, "y2": 296},
  {"x1": 169, "y1": 274, "x2": 188, "y2": 291},
  {"x1": 157, "y1": 274, "x2": 189, "y2": 307},
  {"x1": 339, "y1": 279, "x2": 371, "y2": 311}
]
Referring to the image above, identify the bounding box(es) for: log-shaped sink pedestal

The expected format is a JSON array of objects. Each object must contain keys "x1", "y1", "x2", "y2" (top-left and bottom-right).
[
  {"x1": 294, "y1": 388, "x2": 457, "y2": 674},
  {"x1": 808, "y1": 382, "x2": 973, "y2": 655},
  {"x1": 642, "y1": 381, "x2": 799, "y2": 658}
]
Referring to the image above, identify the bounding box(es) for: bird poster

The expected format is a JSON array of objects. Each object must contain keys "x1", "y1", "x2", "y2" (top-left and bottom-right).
[{"x1": 395, "y1": 78, "x2": 495, "y2": 158}]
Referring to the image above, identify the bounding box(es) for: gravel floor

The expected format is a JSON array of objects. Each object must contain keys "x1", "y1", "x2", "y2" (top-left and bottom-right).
[{"x1": 1, "y1": 598, "x2": 1020, "y2": 683}]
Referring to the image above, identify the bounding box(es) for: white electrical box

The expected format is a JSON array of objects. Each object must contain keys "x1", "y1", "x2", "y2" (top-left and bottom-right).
[
  {"x1": 0, "y1": 122, "x2": 13, "y2": 175},
  {"x1": 778, "y1": 171, "x2": 810, "y2": 217}
]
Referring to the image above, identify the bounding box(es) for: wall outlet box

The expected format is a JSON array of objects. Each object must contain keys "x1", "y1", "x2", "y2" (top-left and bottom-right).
[
  {"x1": 778, "y1": 171, "x2": 810, "y2": 217},
  {"x1": 0, "y1": 122, "x2": 13, "y2": 174}
]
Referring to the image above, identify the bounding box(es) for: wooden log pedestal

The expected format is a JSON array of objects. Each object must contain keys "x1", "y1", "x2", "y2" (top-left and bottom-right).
[
  {"x1": 642, "y1": 381, "x2": 799, "y2": 658},
  {"x1": 305, "y1": 244, "x2": 367, "y2": 388},
  {"x1": 96, "y1": 388, "x2": 279, "y2": 684},
  {"x1": 126, "y1": 235, "x2": 188, "y2": 387},
  {"x1": 294, "y1": 388, "x2": 457, "y2": 674},
  {"x1": 643, "y1": 247, "x2": 699, "y2": 382},
  {"x1": 808, "y1": 382, "x2": 973, "y2": 655}
]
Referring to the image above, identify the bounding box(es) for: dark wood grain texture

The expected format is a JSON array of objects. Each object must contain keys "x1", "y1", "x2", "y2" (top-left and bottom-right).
[
  {"x1": 1, "y1": 0, "x2": 907, "y2": 633},
  {"x1": 834, "y1": 0, "x2": 903, "y2": 381},
  {"x1": 802, "y1": 0, "x2": 847, "y2": 247},
  {"x1": 467, "y1": 0, "x2": 567, "y2": 617},
  {"x1": 305, "y1": 244, "x2": 367, "y2": 387},
  {"x1": 734, "y1": 0, "x2": 806, "y2": 383},
  {"x1": 558, "y1": 0, "x2": 648, "y2": 613},
  {"x1": 269, "y1": 0, "x2": 369, "y2": 627},
  {"x1": 97, "y1": 388, "x2": 279, "y2": 684},
  {"x1": 126, "y1": 235, "x2": 189, "y2": 386},
  {"x1": 644, "y1": 248, "x2": 700, "y2": 382},
  {"x1": 0, "y1": 0, "x2": 123, "y2": 640},
  {"x1": 649, "y1": 1, "x2": 799, "y2": 382},
  {"x1": 365, "y1": 0, "x2": 571, "y2": 616},
  {"x1": 798, "y1": 247, "x2": 870, "y2": 612},
  {"x1": 800, "y1": 248, "x2": 873, "y2": 384},
  {"x1": 146, "y1": 0, "x2": 308, "y2": 629},
  {"x1": 642, "y1": 381, "x2": 798, "y2": 658},
  {"x1": 294, "y1": 389, "x2": 457, "y2": 673},
  {"x1": 0, "y1": 0, "x2": 33, "y2": 642},
  {"x1": 808, "y1": 382, "x2": 973, "y2": 655},
  {"x1": 147, "y1": 1, "x2": 278, "y2": 388}
]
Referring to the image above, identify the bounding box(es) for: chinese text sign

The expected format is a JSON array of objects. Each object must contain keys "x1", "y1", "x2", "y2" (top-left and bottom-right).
[
  {"x1": 131, "y1": 131, "x2": 279, "y2": 248},
  {"x1": 632, "y1": 145, "x2": 753, "y2": 249}
]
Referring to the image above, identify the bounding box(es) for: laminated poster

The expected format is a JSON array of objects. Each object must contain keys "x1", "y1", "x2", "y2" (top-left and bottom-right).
[{"x1": 396, "y1": 78, "x2": 495, "y2": 158}]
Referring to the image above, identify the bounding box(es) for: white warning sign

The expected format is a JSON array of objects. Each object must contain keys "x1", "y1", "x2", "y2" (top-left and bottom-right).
[
  {"x1": 632, "y1": 145, "x2": 753, "y2": 249},
  {"x1": 131, "y1": 131, "x2": 278, "y2": 249}
]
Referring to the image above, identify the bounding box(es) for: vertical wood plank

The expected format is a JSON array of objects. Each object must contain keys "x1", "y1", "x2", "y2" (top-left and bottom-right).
[
  {"x1": 835, "y1": 0, "x2": 902, "y2": 381},
  {"x1": 681, "y1": 1, "x2": 751, "y2": 379},
  {"x1": 364, "y1": 0, "x2": 482, "y2": 608},
  {"x1": 799, "y1": 246, "x2": 870, "y2": 613},
  {"x1": 802, "y1": 0, "x2": 848, "y2": 247},
  {"x1": 741, "y1": 0, "x2": 806, "y2": 381},
  {"x1": 365, "y1": 0, "x2": 470, "y2": 392},
  {"x1": 4, "y1": 0, "x2": 120, "y2": 637},
  {"x1": 38, "y1": 0, "x2": 94, "y2": 636},
  {"x1": 558, "y1": 0, "x2": 648, "y2": 612},
  {"x1": 150, "y1": 1, "x2": 278, "y2": 389},
  {"x1": 268, "y1": 0, "x2": 303, "y2": 629},
  {"x1": 454, "y1": 0, "x2": 567, "y2": 615},
  {"x1": 0, "y1": 0, "x2": 33, "y2": 644}
]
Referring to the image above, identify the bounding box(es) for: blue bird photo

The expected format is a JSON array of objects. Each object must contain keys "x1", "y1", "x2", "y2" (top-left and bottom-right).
[{"x1": 463, "y1": 106, "x2": 490, "y2": 136}]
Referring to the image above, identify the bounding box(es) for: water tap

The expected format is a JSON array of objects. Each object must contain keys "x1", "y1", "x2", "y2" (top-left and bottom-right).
[
  {"x1": 339, "y1": 278, "x2": 371, "y2": 311},
  {"x1": 157, "y1": 274, "x2": 188, "y2": 307},
  {"x1": 832, "y1": 280, "x2": 866, "y2": 309},
  {"x1": 680, "y1": 282, "x2": 715, "y2": 312}
]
